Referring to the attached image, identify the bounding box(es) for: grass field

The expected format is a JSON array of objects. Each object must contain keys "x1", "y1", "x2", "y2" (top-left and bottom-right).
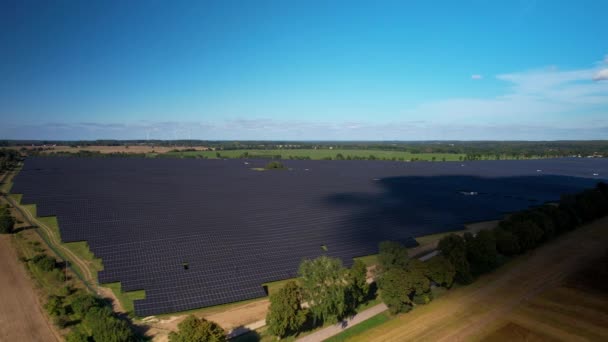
[
  {"x1": 324, "y1": 312, "x2": 390, "y2": 342},
  {"x1": 162, "y1": 149, "x2": 466, "y2": 161},
  {"x1": 103, "y1": 282, "x2": 146, "y2": 315}
]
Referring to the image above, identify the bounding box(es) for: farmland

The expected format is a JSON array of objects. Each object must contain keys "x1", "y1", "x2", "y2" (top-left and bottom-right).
[
  {"x1": 163, "y1": 149, "x2": 466, "y2": 161},
  {"x1": 347, "y1": 216, "x2": 608, "y2": 341},
  {"x1": 10, "y1": 157, "x2": 608, "y2": 317}
]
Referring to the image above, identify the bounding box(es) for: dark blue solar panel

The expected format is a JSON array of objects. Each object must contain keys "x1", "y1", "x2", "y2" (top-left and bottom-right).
[{"x1": 11, "y1": 157, "x2": 608, "y2": 316}]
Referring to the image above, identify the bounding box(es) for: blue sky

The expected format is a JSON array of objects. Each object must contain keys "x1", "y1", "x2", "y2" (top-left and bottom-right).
[{"x1": 1, "y1": 0, "x2": 607, "y2": 140}]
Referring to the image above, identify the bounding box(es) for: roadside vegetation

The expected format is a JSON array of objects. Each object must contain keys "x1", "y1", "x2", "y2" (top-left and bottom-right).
[
  {"x1": 7, "y1": 214, "x2": 140, "y2": 341},
  {"x1": 254, "y1": 182, "x2": 608, "y2": 341}
]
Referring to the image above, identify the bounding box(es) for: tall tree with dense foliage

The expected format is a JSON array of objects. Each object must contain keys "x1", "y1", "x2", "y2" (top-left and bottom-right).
[
  {"x1": 378, "y1": 268, "x2": 414, "y2": 314},
  {"x1": 82, "y1": 306, "x2": 136, "y2": 342},
  {"x1": 299, "y1": 256, "x2": 348, "y2": 324},
  {"x1": 493, "y1": 228, "x2": 520, "y2": 256},
  {"x1": 378, "y1": 241, "x2": 409, "y2": 272},
  {"x1": 465, "y1": 230, "x2": 499, "y2": 276},
  {"x1": 348, "y1": 260, "x2": 369, "y2": 307},
  {"x1": 169, "y1": 315, "x2": 226, "y2": 342},
  {"x1": 438, "y1": 234, "x2": 473, "y2": 284},
  {"x1": 405, "y1": 259, "x2": 432, "y2": 304},
  {"x1": 424, "y1": 255, "x2": 456, "y2": 288},
  {"x1": 266, "y1": 281, "x2": 307, "y2": 338}
]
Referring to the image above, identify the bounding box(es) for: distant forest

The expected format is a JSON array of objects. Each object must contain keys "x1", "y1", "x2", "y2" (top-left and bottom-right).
[{"x1": 1, "y1": 140, "x2": 607, "y2": 159}]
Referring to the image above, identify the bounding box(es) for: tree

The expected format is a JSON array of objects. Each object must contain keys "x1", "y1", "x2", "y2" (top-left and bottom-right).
[
  {"x1": 378, "y1": 241, "x2": 409, "y2": 272},
  {"x1": 82, "y1": 306, "x2": 136, "y2": 342},
  {"x1": 500, "y1": 217, "x2": 543, "y2": 252},
  {"x1": 266, "y1": 281, "x2": 307, "y2": 338},
  {"x1": 378, "y1": 268, "x2": 413, "y2": 314},
  {"x1": 169, "y1": 315, "x2": 226, "y2": 342},
  {"x1": 438, "y1": 234, "x2": 472, "y2": 284},
  {"x1": 31, "y1": 254, "x2": 57, "y2": 272},
  {"x1": 65, "y1": 329, "x2": 90, "y2": 342},
  {"x1": 493, "y1": 228, "x2": 520, "y2": 256},
  {"x1": 405, "y1": 260, "x2": 432, "y2": 304},
  {"x1": 424, "y1": 256, "x2": 456, "y2": 288},
  {"x1": 70, "y1": 293, "x2": 102, "y2": 318},
  {"x1": 348, "y1": 260, "x2": 369, "y2": 307},
  {"x1": 0, "y1": 207, "x2": 14, "y2": 234},
  {"x1": 465, "y1": 230, "x2": 499, "y2": 276},
  {"x1": 44, "y1": 295, "x2": 66, "y2": 317},
  {"x1": 299, "y1": 256, "x2": 348, "y2": 324}
]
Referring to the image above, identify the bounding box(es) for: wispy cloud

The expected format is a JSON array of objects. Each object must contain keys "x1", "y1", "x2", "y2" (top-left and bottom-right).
[
  {"x1": 593, "y1": 69, "x2": 608, "y2": 81},
  {"x1": 471, "y1": 74, "x2": 483, "y2": 80}
]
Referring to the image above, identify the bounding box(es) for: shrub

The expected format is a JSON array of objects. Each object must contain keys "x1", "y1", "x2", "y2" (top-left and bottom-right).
[
  {"x1": 169, "y1": 315, "x2": 226, "y2": 342},
  {"x1": 82, "y1": 306, "x2": 136, "y2": 342},
  {"x1": 31, "y1": 254, "x2": 57, "y2": 272},
  {"x1": 264, "y1": 161, "x2": 285, "y2": 170},
  {"x1": 0, "y1": 208, "x2": 15, "y2": 234}
]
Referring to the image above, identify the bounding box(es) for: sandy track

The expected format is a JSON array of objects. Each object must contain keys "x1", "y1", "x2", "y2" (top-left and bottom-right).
[
  {"x1": 350, "y1": 217, "x2": 608, "y2": 342},
  {"x1": 0, "y1": 236, "x2": 60, "y2": 342}
]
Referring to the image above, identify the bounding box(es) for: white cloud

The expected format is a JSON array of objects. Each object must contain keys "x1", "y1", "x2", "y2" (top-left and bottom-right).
[
  {"x1": 471, "y1": 74, "x2": 483, "y2": 80},
  {"x1": 405, "y1": 61, "x2": 608, "y2": 126},
  {"x1": 593, "y1": 69, "x2": 608, "y2": 81}
]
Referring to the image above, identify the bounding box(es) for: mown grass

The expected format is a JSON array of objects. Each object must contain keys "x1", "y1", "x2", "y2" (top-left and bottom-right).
[
  {"x1": 324, "y1": 312, "x2": 391, "y2": 342},
  {"x1": 103, "y1": 282, "x2": 146, "y2": 315},
  {"x1": 414, "y1": 230, "x2": 464, "y2": 246},
  {"x1": 353, "y1": 254, "x2": 379, "y2": 267},
  {"x1": 162, "y1": 149, "x2": 466, "y2": 161},
  {"x1": 15, "y1": 201, "x2": 103, "y2": 286}
]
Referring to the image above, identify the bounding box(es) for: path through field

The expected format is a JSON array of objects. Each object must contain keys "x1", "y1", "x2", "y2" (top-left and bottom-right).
[
  {"x1": 0, "y1": 235, "x2": 60, "y2": 342},
  {"x1": 349, "y1": 217, "x2": 608, "y2": 342}
]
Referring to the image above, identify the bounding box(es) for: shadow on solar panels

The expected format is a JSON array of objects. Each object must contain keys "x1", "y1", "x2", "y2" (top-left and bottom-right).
[{"x1": 324, "y1": 174, "x2": 599, "y2": 244}]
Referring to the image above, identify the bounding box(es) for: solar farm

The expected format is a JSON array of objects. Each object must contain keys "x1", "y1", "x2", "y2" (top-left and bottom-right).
[{"x1": 11, "y1": 157, "x2": 608, "y2": 316}]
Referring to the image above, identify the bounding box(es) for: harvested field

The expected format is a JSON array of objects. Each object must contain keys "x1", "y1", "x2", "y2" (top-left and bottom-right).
[
  {"x1": 349, "y1": 217, "x2": 608, "y2": 342},
  {"x1": 0, "y1": 235, "x2": 59, "y2": 342}
]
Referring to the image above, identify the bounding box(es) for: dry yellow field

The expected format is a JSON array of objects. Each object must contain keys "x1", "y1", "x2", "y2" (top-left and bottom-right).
[{"x1": 349, "y1": 217, "x2": 608, "y2": 342}]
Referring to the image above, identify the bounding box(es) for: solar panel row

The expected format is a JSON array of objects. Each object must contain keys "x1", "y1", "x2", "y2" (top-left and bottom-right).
[{"x1": 12, "y1": 157, "x2": 607, "y2": 316}]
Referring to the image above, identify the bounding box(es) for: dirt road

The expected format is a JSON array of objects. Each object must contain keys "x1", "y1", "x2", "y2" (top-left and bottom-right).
[
  {"x1": 350, "y1": 217, "x2": 608, "y2": 342},
  {"x1": 0, "y1": 235, "x2": 60, "y2": 342}
]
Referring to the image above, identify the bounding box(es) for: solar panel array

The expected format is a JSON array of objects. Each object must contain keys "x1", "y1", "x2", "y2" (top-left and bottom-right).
[{"x1": 12, "y1": 157, "x2": 608, "y2": 316}]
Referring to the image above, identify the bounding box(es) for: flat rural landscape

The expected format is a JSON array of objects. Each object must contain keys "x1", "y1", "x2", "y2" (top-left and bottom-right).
[{"x1": 2, "y1": 1, "x2": 608, "y2": 341}]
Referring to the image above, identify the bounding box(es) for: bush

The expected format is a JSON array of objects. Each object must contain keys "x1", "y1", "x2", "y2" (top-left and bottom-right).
[
  {"x1": 82, "y1": 306, "x2": 136, "y2": 342},
  {"x1": 31, "y1": 254, "x2": 57, "y2": 272},
  {"x1": 44, "y1": 295, "x2": 67, "y2": 317},
  {"x1": 70, "y1": 293, "x2": 103, "y2": 318},
  {"x1": 0, "y1": 208, "x2": 15, "y2": 234},
  {"x1": 169, "y1": 315, "x2": 226, "y2": 342},
  {"x1": 264, "y1": 161, "x2": 285, "y2": 170}
]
